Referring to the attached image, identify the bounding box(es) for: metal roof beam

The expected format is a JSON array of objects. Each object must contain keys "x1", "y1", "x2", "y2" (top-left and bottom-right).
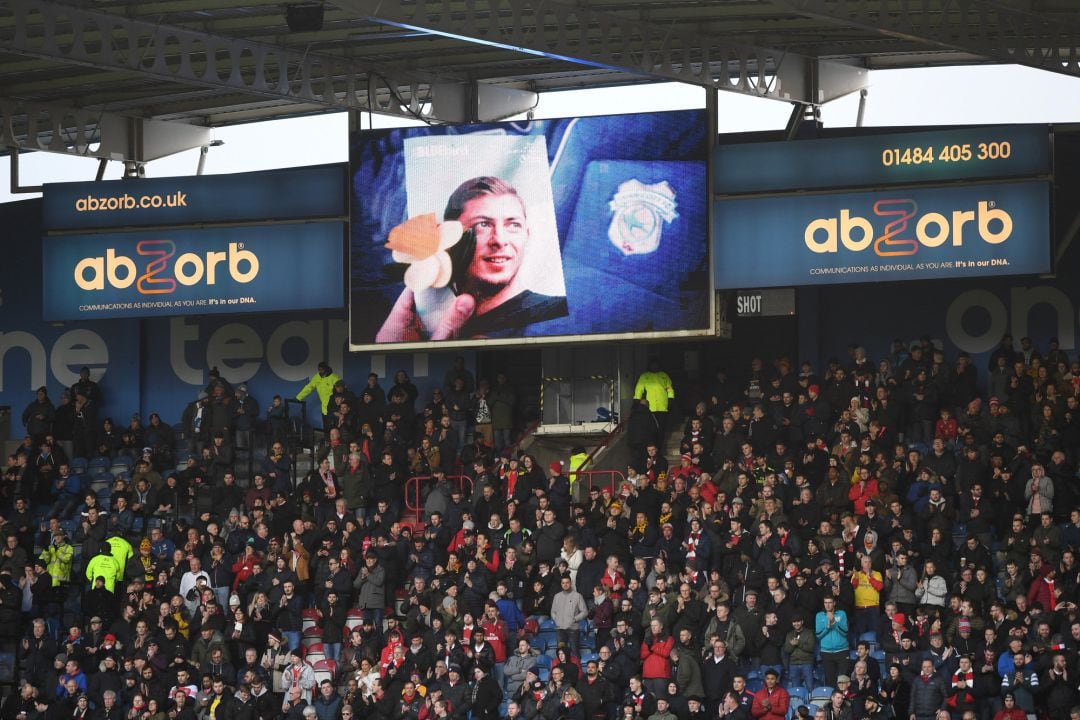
[
  {"x1": 331, "y1": 0, "x2": 868, "y2": 104},
  {"x1": 777, "y1": 0, "x2": 1080, "y2": 77},
  {"x1": 0, "y1": 96, "x2": 210, "y2": 163},
  {"x1": 0, "y1": 0, "x2": 460, "y2": 121}
]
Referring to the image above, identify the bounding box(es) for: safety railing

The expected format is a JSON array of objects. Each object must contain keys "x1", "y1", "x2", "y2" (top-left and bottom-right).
[
  {"x1": 574, "y1": 469, "x2": 626, "y2": 496},
  {"x1": 403, "y1": 474, "x2": 474, "y2": 525}
]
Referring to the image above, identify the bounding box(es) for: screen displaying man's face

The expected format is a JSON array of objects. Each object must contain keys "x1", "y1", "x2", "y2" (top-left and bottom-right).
[{"x1": 460, "y1": 192, "x2": 528, "y2": 293}]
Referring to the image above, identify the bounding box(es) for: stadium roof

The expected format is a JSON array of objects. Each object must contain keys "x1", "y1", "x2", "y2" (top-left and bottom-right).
[{"x1": 1, "y1": 0, "x2": 1078, "y2": 163}]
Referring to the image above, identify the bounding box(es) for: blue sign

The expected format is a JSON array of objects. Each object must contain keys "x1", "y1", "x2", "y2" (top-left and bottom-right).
[
  {"x1": 3, "y1": 198, "x2": 472, "y2": 441},
  {"x1": 42, "y1": 164, "x2": 347, "y2": 231},
  {"x1": 714, "y1": 180, "x2": 1051, "y2": 289},
  {"x1": 714, "y1": 125, "x2": 1051, "y2": 194},
  {"x1": 43, "y1": 223, "x2": 344, "y2": 320}
]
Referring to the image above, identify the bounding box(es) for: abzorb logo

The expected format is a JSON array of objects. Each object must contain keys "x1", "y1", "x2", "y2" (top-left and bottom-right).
[
  {"x1": 804, "y1": 199, "x2": 1013, "y2": 256},
  {"x1": 73, "y1": 241, "x2": 259, "y2": 294}
]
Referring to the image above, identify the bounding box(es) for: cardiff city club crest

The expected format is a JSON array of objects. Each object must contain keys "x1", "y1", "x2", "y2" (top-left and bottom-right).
[{"x1": 607, "y1": 179, "x2": 678, "y2": 256}]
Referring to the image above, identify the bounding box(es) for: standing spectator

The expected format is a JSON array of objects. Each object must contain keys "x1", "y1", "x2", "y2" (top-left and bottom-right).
[
  {"x1": 851, "y1": 555, "x2": 884, "y2": 643},
  {"x1": 784, "y1": 614, "x2": 816, "y2": 691},
  {"x1": 296, "y1": 362, "x2": 341, "y2": 433},
  {"x1": 551, "y1": 574, "x2": 588, "y2": 657},
  {"x1": 22, "y1": 387, "x2": 54, "y2": 444},
  {"x1": 1024, "y1": 464, "x2": 1054, "y2": 520},
  {"x1": 750, "y1": 669, "x2": 789, "y2": 720},
  {"x1": 907, "y1": 659, "x2": 947, "y2": 720},
  {"x1": 489, "y1": 372, "x2": 516, "y2": 452},
  {"x1": 635, "y1": 359, "x2": 675, "y2": 438},
  {"x1": 283, "y1": 650, "x2": 316, "y2": 702},
  {"x1": 354, "y1": 552, "x2": 386, "y2": 634},
  {"x1": 640, "y1": 618, "x2": 674, "y2": 698},
  {"x1": 817, "y1": 596, "x2": 849, "y2": 686}
]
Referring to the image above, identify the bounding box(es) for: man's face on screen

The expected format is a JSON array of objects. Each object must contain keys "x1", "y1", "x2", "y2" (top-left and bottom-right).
[{"x1": 460, "y1": 192, "x2": 528, "y2": 292}]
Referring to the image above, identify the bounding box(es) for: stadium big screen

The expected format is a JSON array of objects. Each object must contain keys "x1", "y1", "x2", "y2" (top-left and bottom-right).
[{"x1": 348, "y1": 109, "x2": 710, "y2": 350}]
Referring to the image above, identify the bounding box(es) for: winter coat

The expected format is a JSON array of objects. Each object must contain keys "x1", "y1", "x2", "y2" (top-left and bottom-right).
[
  {"x1": 885, "y1": 564, "x2": 919, "y2": 606},
  {"x1": 640, "y1": 631, "x2": 674, "y2": 680},
  {"x1": 750, "y1": 686, "x2": 789, "y2": 720},
  {"x1": 353, "y1": 564, "x2": 386, "y2": 610},
  {"x1": 907, "y1": 673, "x2": 947, "y2": 719},
  {"x1": 505, "y1": 648, "x2": 540, "y2": 686},
  {"x1": 297, "y1": 371, "x2": 341, "y2": 416}
]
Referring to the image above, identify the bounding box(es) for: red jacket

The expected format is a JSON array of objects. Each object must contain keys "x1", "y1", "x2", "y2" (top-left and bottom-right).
[
  {"x1": 1026, "y1": 574, "x2": 1056, "y2": 611},
  {"x1": 751, "y1": 685, "x2": 790, "y2": 720},
  {"x1": 848, "y1": 479, "x2": 879, "y2": 516},
  {"x1": 639, "y1": 632, "x2": 674, "y2": 679},
  {"x1": 480, "y1": 619, "x2": 508, "y2": 662}
]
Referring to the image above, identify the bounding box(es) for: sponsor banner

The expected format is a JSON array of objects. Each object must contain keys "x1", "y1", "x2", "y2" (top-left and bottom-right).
[
  {"x1": 2, "y1": 198, "x2": 470, "y2": 440},
  {"x1": 714, "y1": 180, "x2": 1051, "y2": 289},
  {"x1": 43, "y1": 223, "x2": 344, "y2": 320},
  {"x1": 714, "y1": 125, "x2": 1051, "y2": 194},
  {"x1": 42, "y1": 164, "x2": 347, "y2": 231},
  {"x1": 350, "y1": 109, "x2": 710, "y2": 350}
]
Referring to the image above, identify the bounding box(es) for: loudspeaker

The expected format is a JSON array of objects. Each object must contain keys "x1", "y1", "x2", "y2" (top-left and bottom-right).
[{"x1": 285, "y1": 3, "x2": 324, "y2": 33}]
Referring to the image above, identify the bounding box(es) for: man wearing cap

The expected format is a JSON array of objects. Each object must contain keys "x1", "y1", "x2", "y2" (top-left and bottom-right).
[
  {"x1": 750, "y1": 668, "x2": 789, "y2": 720},
  {"x1": 41, "y1": 528, "x2": 74, "y2": 588},
  {"x1": 441, "y1": 664, "x2": 470, "y2": 720},
  {"x1": 647, "y1": 695, "x2": 678, "y2": 720}
]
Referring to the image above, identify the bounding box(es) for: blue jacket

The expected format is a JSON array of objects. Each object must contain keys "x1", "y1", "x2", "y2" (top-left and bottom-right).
[
  {"x1": 496, "y1": 597, "x2": 525, "y2": 632},
  {"x1": 815, "y1": 609, "x2": 848, "y2": 654}
]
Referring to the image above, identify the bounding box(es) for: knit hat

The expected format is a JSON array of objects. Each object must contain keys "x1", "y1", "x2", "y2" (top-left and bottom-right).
[
  {"x1": 140, "y1": 538, "x2": 152, "y2": 551},
  {"x1": 549, "y1": 461, "x2": 562, "y2": 474},
  {"x1": 959, "y1": 617, "x2": 972, "y2": 634}
]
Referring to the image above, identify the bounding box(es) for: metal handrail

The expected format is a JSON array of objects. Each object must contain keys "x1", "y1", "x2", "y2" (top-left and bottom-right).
[
  {"x1": 403, "y1": 474, "x2": 474, "y2": 524},
  {"x1": 575, "y1": 469, "x2": 626, "y2": 496}
]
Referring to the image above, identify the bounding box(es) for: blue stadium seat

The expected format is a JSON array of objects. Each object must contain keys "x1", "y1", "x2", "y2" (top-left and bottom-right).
[
  {"x1": 746, "y1": 677, "x2": 764, "y2": 693},
  {"x1": 70, "y1": 458, "x2": 88, "y2": 474},
  {"x1": 788, "y1": 686, "x2": 809, "y2": 703},
  {"x1": 88, "y1": 456, "x2": 110, "y2": 471},
  {"x1": 534, "y1": 654, "x2": 552, "y2": 669},
  {"x1": 809, "y1": 686, "x2": 833, "y2": 705}
]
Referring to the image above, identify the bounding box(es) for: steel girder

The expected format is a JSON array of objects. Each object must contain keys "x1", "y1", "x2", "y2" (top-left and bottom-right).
[
  {"x1": 334, "y1": 0, "x2": 868, "y2": 105},
  {"x1": 0, "y1": 96, "x2": 210, "y2": 162},
  {"x1": 0, "y1": 0, "x2": 445, "y2": 120},
  {"x1": 778, "y1": 0, "x2": 1080, "y2": 77}
]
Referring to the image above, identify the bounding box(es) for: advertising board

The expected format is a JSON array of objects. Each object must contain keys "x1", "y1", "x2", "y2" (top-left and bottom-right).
[
  {"x1": 349, "y1": 110, "x2": 711, "y2": 350},
  {"x1": 42, "y1": 164, "x2": 346, "y2": 230},
  {"x1": 43, "y1": 223, "x2": 344, "y2": 321},
  {"x1": 3, "y1": 198, "x2": 468, "y2": 440},
  {"x1": 41, "y1": 165, "x2": 347, "y2": 320},
  {"x1": 714, "y1": 125, "x2": 1051, "y2": 194},
  {"x1": 714, "y1": 180, "x2": 1051, "y2": 289}
]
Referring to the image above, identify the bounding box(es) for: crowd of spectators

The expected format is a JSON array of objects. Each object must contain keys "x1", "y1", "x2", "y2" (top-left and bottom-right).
[{"x1": 5, "y1": 334, "x2": 1080, "y2": 720}]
